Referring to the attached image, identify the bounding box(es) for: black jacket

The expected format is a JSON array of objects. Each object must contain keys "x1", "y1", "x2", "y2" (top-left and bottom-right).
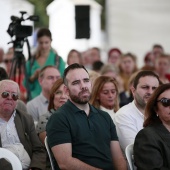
[
  {"x1": 134, "y1": 123, "x2": 170, "y2": 170},
  {"x1": 0, "y1": 109, "x2": 46, "y2": 170}
]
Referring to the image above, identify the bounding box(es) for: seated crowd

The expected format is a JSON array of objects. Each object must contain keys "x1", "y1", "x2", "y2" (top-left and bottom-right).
[{"x1": 0, "y1": 29, "x2": 170, "y2": 170}]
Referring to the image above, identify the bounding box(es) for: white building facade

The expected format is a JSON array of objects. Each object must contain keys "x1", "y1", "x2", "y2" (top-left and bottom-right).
[
  {"x1": 47, "y1": 0, "x2": 102, "y2": 61},
  {"x1": 106, "y1": 0, "x2": 170, "y2": 66}
]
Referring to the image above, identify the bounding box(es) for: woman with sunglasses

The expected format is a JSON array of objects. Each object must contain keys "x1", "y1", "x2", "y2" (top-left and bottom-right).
[
  {"x1": 89, "y1": 76, "x2": 119, "y2": 121},
  {"x1": 134, "y1": 83, "x2": 170, "y2": 169}
]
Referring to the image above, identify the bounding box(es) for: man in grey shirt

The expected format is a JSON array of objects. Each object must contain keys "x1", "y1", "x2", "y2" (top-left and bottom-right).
[{"x1": 27, "y1": 65, "x2": 60, "y2": 123}]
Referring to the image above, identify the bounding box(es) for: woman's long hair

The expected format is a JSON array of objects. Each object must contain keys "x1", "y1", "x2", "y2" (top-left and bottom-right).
[
  {"x1": 90, "y1": 76, "x2": 119, "y2": 112},
  {"x1": 119, "y1": 53, "x2": 138, "y2": 74},
  {"x1": 48, "y1": 78, "x2": 64, "y2": 111}
]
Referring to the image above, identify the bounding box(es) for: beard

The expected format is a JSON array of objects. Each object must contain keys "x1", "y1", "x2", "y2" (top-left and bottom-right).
[
  {"x1": 69, "y1": 89, "x2": 91, "y2": 104},
  {"x1": 135, "y1": 93, "x2": 151, "y2": 109}
]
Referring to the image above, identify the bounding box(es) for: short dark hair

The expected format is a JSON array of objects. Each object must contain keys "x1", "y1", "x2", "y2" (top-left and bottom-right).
[
  {"x1": 153, "y1": 44, "x2": 163, "y2": 50},
  {"x1": 133, "y1": 70, "x2": 161, "y2": 89},
  {"x1": 91, "y1": 47, "x2": 100, "y2": 53},
  {"x1": 37, "y1": 28, "x2": 52, "y2": 40},
  {"x1": 63, "y1": 63, "x2": 88, "y2": 85},
  {"x1": 92, "y1": 61, "x2": 104, "y2": 72},
  {"x1": 39, "y1": 65, "x2": 58, "y2": 78}
]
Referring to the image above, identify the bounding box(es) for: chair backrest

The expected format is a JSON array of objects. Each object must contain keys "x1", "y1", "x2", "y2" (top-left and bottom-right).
[
  {"x1": 44, "y1": 136, "x2": 55, "y2": 170},
  {"x1": 125, "y1": 143, "x2": 134, "y2": 170},
  {"x1": 0, "y1": 148, "x2": 22, "y2": 170}
]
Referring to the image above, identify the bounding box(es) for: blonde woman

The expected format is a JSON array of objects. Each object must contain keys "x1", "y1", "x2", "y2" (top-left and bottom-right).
[
  {"x1": 90, "y1": 76, "x2": 119, "y2": 121},
  {"x1": 119, "y1": 53, "x2": 138, "y2": 91}
]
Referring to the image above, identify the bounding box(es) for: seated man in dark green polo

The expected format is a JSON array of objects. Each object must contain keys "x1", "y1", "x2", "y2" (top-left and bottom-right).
[{"x1": 46, "y1": 63, "x2": 127, "y2": 170}]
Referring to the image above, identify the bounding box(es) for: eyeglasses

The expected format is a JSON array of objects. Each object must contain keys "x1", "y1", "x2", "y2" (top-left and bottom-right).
[
  {"x1": 4, "y1": 59, "x2": 13, "y2": 63},
  {"x1": 157, "y1": 98, "x2": 170, "y2": 107},
  {"x1": 1, "y1": 91, "x2": 19, "y2": 101}
]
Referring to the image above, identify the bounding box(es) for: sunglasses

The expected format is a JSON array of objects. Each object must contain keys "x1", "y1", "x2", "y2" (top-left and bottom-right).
[
  {"x1": 1, "y1": 91, "x2": 19, "y2": 101},
  {"x1": 157, "y1": 98, "x2": 170, "y2": 107}
]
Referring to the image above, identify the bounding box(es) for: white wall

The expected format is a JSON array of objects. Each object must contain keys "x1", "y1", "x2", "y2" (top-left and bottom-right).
[
  {"x1": 47, "y1": 0, "x2": 102, "y2": 61},
  {"x1": 106, "y1": 0, "x2": 170, "y2": 67}
]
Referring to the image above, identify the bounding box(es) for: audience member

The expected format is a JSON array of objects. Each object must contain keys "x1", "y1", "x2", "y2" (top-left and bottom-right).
[
  {"x1": 3, "y1": 48, "x2": 27, "y2": 102},
  {"x1": 0, "y1": 47, "x2": 4, "y2": 60},
  {"x1": 119, "y1": 71, "x2": 137, "y2": 107},
  {"x1": 24, "y1": 28, "x2": 65, "y2": 99},
  {"x1": 27, "y1": 65, "x2": 60, "y2": 123},
  {"x1": 67, "y1": 49, "x2": 82, "y2": 66},
  {"x1": 89, "y1": 47, "x2": 101, "y2": 64},
  {"x1": 141, "y1": 52, "x2": 155, "y2": 69},
  {"x1": 0, "y1": 67, "x2": 9, "y2": 80},
  {"x1": 154, "y1": 54, "x2": 170, "y2": 83},
  {"x1": 108, "y1": 48, "x2": 122, "y2": 67},
  {"x1": 36, "y1": 78, "x2": 68, "y2": 144},
  {"x1": 100, "y1": 63, "x2": 131, "y2": 107},
  {"x1": 0, "y1": 80, "x2": 46, "y2": 170},
  {"x1": 81, "y1": 50, "x2": 92, "y2": 70},
  {"x1": 0, "y1": 47, "x2": 6, "y2": 69},
  {"x1": 88, "y1": 70, "x2": 101, "y2": 88},
  {"x1": 141, "y1": 44, "x2": 164, "y2": 71},
  {"x1": 0, "y1": 67, "x2": 28, "y2": 113},
  {"x1": 90, "y1": 76, "x2": 119, "y2": 121},
  {"x1": 134, "y1": 83, "x2": 170, "y2": 169},
  {"x1": 100, "y1": 63, "x2": 119, "y2": 78},
  {"x1": 3, "y1": 51, "x2": 13, "y2": 76},
  {"x1": 114, "y1": 70, "x2": 161, "y2": 151},
  {"x1": 100, "y1": 64, "x2": 124, "y2": 92},
  {"x1": 119, "y1": 52, "x2": 138, "y2": 91},
  {"x1": 46, "y1": 63, "x2": 127, "y2": 170},
  {"x1": 152, "y1": 44, "x2": 164, "y2": 58}
]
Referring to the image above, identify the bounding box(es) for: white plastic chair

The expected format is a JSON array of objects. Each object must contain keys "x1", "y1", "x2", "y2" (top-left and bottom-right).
[
  {"x1": 0, "y1": 147, "x2": 22, "y2": 170},
  {"x1": 125, "y1": 143, "x2": 135, "y2": 170},
  {"x1": 44, "y1": 136, "x2": 55, "y2": 170}
]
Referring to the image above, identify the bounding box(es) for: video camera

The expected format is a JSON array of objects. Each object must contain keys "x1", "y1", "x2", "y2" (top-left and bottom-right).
[
  {"x1": 6, "y1": 11, "x2": 39, "y2": 97},
  {"x1": 7, "y1": 11, "x2": 38, "y2": 39}
]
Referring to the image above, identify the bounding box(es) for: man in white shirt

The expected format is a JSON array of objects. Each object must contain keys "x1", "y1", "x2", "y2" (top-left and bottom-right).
[
  {"x1": 27, "y1": 65, "x2": 60, "y2": 123},
  {"x1": 114, "y1": 70, "x2": 161, "y2": 151}
]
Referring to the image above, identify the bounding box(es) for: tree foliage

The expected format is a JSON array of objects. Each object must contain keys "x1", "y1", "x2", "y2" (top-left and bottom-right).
[
  {"x1": 95, "y1": 0, "x2": 105, "y2": 30},
  {"x1": 27, "y1": 0, "x2": 53, "y2": 28}
]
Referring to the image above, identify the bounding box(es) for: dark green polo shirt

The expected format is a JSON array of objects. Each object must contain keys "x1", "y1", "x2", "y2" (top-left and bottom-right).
[{"x1": 46, "y1": 100, "x2": 118, "y2": 170}]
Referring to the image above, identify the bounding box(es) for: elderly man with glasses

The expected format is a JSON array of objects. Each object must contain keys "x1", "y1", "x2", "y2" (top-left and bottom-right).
[{"x1": 0, "y1": 80, "x2": 46, "y2": 170}]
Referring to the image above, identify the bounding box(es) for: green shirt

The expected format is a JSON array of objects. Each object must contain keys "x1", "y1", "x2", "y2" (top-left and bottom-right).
[
  {"x1": 24, "y1": 49, "x2": 65, "y2": 100},
  {"x1": 46, "y1": 100, "x2": 118, "y2": 170}
]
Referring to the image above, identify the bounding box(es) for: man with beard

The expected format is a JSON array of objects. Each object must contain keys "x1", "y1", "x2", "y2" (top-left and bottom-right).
[
  {"x1": 115, "y1": 70, "x2": 161, "y2": 152},
  {"x1": 46, "y1": 63, "x2": 127, "y2": 170}
]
